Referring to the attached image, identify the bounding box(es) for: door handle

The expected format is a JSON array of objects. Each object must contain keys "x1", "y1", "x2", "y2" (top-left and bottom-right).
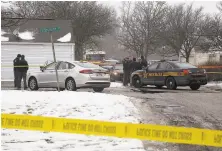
[{"x1": 64, "y1": 70, "x2": 68, "y2": 72}]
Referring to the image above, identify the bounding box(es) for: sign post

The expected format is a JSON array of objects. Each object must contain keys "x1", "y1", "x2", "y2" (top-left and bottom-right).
[{"x1": 40, "y1": 27, "x2": 61, "y2": 92}]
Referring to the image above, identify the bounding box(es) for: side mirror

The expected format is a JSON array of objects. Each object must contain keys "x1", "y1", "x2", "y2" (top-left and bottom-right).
[{"x1": 40, "y1": 66, "x2": 45, "y2": 72}]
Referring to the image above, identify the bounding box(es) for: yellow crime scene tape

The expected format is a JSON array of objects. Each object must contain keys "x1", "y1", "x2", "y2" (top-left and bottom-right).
[{"x1": 1, "y1": 113, "x2": 222, "y2": 147}]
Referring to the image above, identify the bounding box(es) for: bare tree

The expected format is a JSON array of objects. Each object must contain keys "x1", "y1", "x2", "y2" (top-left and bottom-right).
[
  {"x1": 199, "y1": 14, "x2": 222, "y2": 52},
  {"x1": 217, "y1": 1, "x2": 222, "y2": 13},
  {"x1": 164, "y1": 3, "x2": 204, "y2": 62},
  {"x1": 8, "y1": 1, "x2": 116, "y2": 60},
  {"x1": 119, "y1": 1, "x2": 168, "y2": 58}
]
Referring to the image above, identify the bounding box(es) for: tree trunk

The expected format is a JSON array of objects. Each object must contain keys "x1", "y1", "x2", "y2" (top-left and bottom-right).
[
  {"x1": 75, "y1": 40, "x2": 84, "y2": 61},
  {"x1": 186, "y1": 56, "x2": 189, "y2": 63}
]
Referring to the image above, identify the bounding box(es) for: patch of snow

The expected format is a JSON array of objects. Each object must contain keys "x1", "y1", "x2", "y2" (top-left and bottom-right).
[
  {"x1": 1, "y1": 30, "x2": 9, "y2": 41},
  {"x1": 57, "y1": 33, "x2": 71, "y2": 42},
  {"x1": 1, "y1": 36, "x2": 9, "y2": 41},
  {"x1": 110, "y1": 82, "x2": 125, "y2": 88},
  {"x1": 1, "y1": 91, "x2": 145, "y2": 151},
  {"x1": 205, "y1": 81, "x2": 222, "y2": 89},
  {"x1": 18, "y1": 31, "x2": 35, "y2": 40}
]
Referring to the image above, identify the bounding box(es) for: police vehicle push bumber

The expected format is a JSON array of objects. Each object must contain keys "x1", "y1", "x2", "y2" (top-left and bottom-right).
[{"x1": 130, "y1": 60, "x2": 208, "y2": 90}]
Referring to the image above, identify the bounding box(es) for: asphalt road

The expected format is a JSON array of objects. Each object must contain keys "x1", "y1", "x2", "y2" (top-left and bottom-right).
[{"x1": 1, "y1": 81, "x2": 222, "y2": 151}]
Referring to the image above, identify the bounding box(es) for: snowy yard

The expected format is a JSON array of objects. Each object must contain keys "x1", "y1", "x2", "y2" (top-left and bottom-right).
[
  {"x1": 1, "y1": 91, "x2": 145, "y2": 151},
  {"x1": 205, "y1": 81, "x2": 222, "y2": 89}
]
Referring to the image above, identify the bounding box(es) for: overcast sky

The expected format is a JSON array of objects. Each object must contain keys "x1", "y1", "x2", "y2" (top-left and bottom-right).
[
  {"x1": 100, "y1": 1, "x2": 220, "y2": 17},
  {"x1": 1, "y1": 1, "x2": 220, "y2": 16}
]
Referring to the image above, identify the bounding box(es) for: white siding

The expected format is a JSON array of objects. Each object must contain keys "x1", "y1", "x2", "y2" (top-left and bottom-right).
[{"x1": 1, "y1": 42, "x2": 75, "y2": 80}]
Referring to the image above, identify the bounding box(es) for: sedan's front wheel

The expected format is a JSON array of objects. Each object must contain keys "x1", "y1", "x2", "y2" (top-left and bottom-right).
[
  {"x1": 132, "y1": 75, "x2": 142, "y2": 88},
  {"x1": 65, "y1": 78, "x2": 76, "y2": 91},
  {"x1": 28, "y1": 77, "x2": 39, "y2": 91}
]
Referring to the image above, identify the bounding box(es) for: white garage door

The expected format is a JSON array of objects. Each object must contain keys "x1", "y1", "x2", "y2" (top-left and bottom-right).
[{"x1": 1, "y1": 42, "x2": 75, "y2": 81}]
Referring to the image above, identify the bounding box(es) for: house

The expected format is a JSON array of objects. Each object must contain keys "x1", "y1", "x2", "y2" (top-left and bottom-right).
[
  {"x1": 179, "y1": 48, "x2": 222, "y2": 65},
  {"x1": 1, "y1": 19, "x2": 75, "y2": 81}
]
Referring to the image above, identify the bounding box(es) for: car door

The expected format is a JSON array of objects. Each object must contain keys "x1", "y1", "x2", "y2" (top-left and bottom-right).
[
  {"x1": 154, "y1": 62, "x2": 174, "y2": 85},
  {"x1": 38, "y1": 62, "x2": 57, "y2": 87},
  {"x1": 143, "y1": 62, "x2": 160, "y2": 85},
  {"x1": 57, "y1": 62, "x2": 75, "y2": 87}
]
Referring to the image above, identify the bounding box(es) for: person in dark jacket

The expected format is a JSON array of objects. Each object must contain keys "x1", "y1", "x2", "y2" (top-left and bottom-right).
[
  {"x1": 130, "y1": 58, "x2": 140, "y2": 73},
  {"x1": 122, "y1": 57, "x2": 131, "y2": 86},
  {"x1": 17, "y1": 55, "x2": 29, "y2": 90},
  {"x1": 140, "y1": 56, "x2": 148, "y2": 69},
  {"x1": 13, "y1": 54, "x2": 21, "y2": 88}
]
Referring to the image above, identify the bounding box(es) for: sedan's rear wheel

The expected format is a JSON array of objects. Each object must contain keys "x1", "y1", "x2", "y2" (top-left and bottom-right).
[
  {"x1": 93, "y1": 88, "x2": 104, "y2": 92},
  {"x1": 28, "y1": 77, "x2": 39, "y2": 91},
  {"x1": 190, "y1": 84, "x2": 200, "y2": 90},
  {"x1": 65, "y1": 78, "x2": 76, "y2": 91}
]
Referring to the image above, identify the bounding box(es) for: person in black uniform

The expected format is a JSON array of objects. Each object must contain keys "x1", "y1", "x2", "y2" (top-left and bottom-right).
[
  {"x1": 122, "y1": 57, "x2": 131, "y2": 86},
  {"x1": 17, "y1": 55, "x2": 29, "y2": 90},
  {"x1": 130, "y1": 58, "x2": 140, "y2": 73},
  {"x1": 13, "y1": 54, "x2": 21, "y2": 88}
]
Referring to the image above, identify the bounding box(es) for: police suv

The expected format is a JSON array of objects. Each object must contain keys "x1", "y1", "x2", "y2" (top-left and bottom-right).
[{"x1": 130, "y1": 60, "x2": 208, "y2": 90}]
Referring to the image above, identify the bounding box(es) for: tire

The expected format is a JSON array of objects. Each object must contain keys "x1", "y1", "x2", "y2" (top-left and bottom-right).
[
  {"x1": 155, "y1": 85, "x2": 163, "y2": 89},
  {"x1": 93, "y1": 88, "x2": 104, "y2": 92},
  {"x1": 166, "y1": 77, "x2": 177, "y2": 90},
  {"x1": 28, "y1": 77, "x2": 39, "y2": 91},
  {"x1": 65, "y1": 78, "x2": 76, "y2": 91},
  {"x1": 190, "y1": 84, "x2": 200, "y2": 90},
  {"x1": 132, "y1": 75, "x2": 142, "y2": 88}
]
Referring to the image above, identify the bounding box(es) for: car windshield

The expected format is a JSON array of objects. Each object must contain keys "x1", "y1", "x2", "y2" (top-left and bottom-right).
[
  {"x1": 74, "y1": 62, "x2": 102, "y2": 69},
  {"x1": 115, "y1": 64, "x2": 123, "y2": 70},
  {"x1": 173, "y1": 62, "x2": 197, "y2": 68}
]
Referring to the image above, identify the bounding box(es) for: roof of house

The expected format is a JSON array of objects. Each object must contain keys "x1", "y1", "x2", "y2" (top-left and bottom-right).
[{"x1": 1, "y1": 19, "x2": 73, "y2": 43}]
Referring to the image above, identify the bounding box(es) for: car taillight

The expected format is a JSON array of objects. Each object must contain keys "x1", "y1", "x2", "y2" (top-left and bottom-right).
[
  {"x1": 183, "y1": 69, "x2": 190, "y2": 75},
  {"x1": 79, "y1": 69, "x2": 93, "y2": 74}
]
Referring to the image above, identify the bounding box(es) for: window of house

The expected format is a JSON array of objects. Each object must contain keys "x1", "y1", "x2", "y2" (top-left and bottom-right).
[{"x1": 209, "y1": 54, "x2": 216, "y2": 62}]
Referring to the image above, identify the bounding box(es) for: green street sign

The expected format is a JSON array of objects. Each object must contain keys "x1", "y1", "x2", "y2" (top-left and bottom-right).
[{"x1": 40, "y1": 27, "x2": 60, "y2": 33}]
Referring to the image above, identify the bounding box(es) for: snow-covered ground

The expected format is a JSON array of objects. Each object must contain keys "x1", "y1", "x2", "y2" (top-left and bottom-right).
[
  {"x1": 205, "y1": 81, "x2": 222, "y2": 89},
  {"x1": 1, "y1": 91, "x2": 145, "y2": 151},
  {"x1": 110, "y1": 82, "x2": 125, "y2": 88}
]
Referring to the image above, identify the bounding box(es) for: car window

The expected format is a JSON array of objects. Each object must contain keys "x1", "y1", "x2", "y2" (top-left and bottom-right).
[
  {"x1": 166, "y1": 64, "x2": 173, "y2": 69},
  {"x1": 148, "y1": 63, "x2": 159, "y2": 70},
  {"x1": 173, "y1": 62, "x2": 197, "y2": 68},
  {"x1": 68, "y1": 63, "x2": 75, "y2": 69},
  {"x1": 157, "y1": 63, "x2": 168, "y2": 69},
  {"x1": 45, "y1": 62, "x2": 57, "y2": 70},
  {"x1": 58, "y1": 62, "x2": 69, "y2": 70},
  {"x1": 58, "y1": 62, "x2": 75, "y2": 70}
]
